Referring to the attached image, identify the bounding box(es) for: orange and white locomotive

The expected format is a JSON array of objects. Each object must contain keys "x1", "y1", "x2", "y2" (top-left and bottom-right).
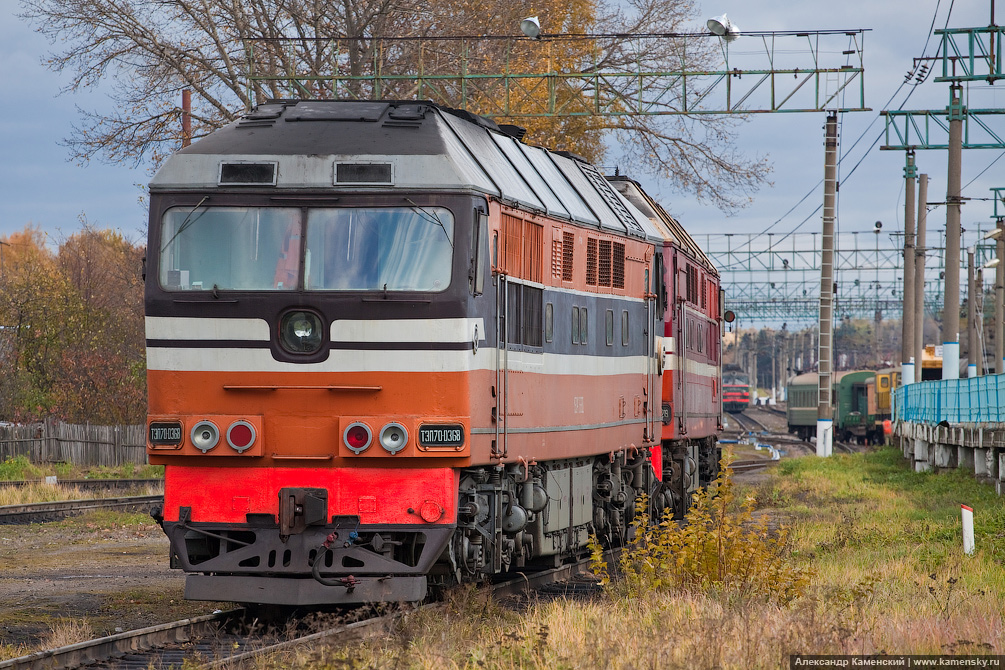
[{"x1": 145, "y1": 101, "x2": 722, "y2": 605}]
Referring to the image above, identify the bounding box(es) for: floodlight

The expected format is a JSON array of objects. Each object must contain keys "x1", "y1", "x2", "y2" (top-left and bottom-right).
[
  {"x1": 520, "y1": 16, "x2": 541, "y2": 38},
  {"x1": 706, "y1": 14, "x2": 740, "y2": 42},
  {"x1": 985, "y1": 258, "x2": 1001, "y2": 269}
]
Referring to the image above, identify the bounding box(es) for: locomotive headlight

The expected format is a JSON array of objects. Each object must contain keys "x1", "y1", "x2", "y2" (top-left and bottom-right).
[
  {"x1": 343, "y1": 422, "x2": 373, "y2": 454},
  {"x1": 226, "y1": 420, "x2": 257, "y2": 453},
  {"x1": 279, "y1": 310, "x2": 323, "y2": 354},
  {"x1": 191, "y1": 420, "x2": 220, "y2": 452},
  {"x1": 379, "y1": 423, "x2": 408, "y2": 455}
]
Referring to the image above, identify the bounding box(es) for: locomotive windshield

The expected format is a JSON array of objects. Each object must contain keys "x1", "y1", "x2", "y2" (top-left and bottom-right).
[{"x1": 159, "y1": 206, "x2": 453, "y2": 292}]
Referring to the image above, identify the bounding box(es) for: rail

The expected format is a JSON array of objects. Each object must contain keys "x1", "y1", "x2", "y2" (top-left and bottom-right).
[
  {"x1": 0, "y1": 495, "x2": 163, "y2": 524},
  {"x1": 1, "y1": 553, "x2": 603, "y2": 669}
]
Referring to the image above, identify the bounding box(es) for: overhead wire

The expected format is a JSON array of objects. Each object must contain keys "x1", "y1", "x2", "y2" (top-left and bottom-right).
[{"x1": 716, "y1": 0, "x2": 955, "y2": 267}]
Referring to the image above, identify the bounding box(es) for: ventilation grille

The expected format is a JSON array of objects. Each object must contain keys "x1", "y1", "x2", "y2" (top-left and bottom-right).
[
  {"x1": 598, "y1": 239, "x2": 612, "y2": 287},
  {"x1": 502, "y1": 214, "x2": 522, "y2": 276},
  {"x1": 612, "y1": 242, "x2": 625, "y2": 289},
  {"x1": 562, "y1": 231, "x2": 575, "y2": 282},
  {"x1": 578, "y1": 162, "x2": 647, "y2": 238},
  {"x1": 552, "y1": 238, "x2": 563, "y2": 280},
  {"x1": 336, "y1": 163, "x2": 392, "y2": 184},
  {"x1": 219, "y1": 162, "x2": 277, "y2": 185},
  {"x1": 523, "y1": 222, "x2": 543, "y2": 283},
  {"x1": 586, "y1": 238, "x2": 598, "y2": 286}
]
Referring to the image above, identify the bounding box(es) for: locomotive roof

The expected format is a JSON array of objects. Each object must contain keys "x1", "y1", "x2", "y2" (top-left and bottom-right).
[
  {"x1": 151, "y1": 100, "x2": 666, "y2": 242},
  {"x1": 608, "y1": 177, "x2": 716, "y2": 275}
]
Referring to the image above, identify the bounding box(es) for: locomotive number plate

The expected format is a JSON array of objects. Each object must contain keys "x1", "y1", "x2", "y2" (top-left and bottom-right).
[
  {"x1": 418, "y1": 424, "x2": 465, "y2": 448},
  {"x1": 149, "y1": 422, "x2": 183, "y2": 446},
  {"x1": 661, "y1": 404, "x2": 671, "y2": 425}
]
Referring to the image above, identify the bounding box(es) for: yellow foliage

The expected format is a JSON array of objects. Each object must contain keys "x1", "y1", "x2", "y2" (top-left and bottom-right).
[{"x1": 598, "y1": 449, "x2": 812, "y2": 605}]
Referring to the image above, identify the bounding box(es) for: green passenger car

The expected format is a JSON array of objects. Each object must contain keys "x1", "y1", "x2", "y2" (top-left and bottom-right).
[{"x1": 786, "y1": 370, "x2": 878, "y2": 442}]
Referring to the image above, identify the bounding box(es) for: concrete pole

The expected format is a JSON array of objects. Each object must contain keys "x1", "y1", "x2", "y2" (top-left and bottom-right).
[
  {"x1": 915, "y1": 174, "x2": 929, "y2": 382},
  {"x1": 818, "y1": 113, "x2": 838, "y2": 457},
  {"x1": 997, "y1": 220, "x2": 1005, "y2": 373},
  {"x1": 771, "y1": 333, "x2": 778, "y2": 402},
  {"x1": 943, "y1": 84, "x2": 964, "y2": 380},
  {"x1": 968, "y1": 247, "x2": 978, "y2": 377},
  {"x1": 902, "y1": 152, "x2": 917, "y2": 384}
]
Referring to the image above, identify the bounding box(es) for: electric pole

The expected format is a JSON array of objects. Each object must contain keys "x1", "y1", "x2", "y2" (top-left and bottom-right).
[
  {"x1": 902, "y1": 152, "x2": 917, "y2": 383},
  {"x1": 818, "y1": 112, "x2": 838, "y2": 457}
]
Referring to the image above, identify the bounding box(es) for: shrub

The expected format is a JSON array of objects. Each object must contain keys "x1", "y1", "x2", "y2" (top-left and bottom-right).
[
  {"x1": 595, "y1": 449, "x2": 811, "y2": 605},
  {"x1": 0, "y1": 455, "x2": 44, "y2": 481}
]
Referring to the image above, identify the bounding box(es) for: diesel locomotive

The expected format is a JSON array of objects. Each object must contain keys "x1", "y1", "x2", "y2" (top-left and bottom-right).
[{"x1": 144, "y1": 100, "x2": 723, "y2": 606}]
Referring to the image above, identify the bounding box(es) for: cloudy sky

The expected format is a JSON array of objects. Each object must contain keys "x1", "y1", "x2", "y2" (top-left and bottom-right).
[{"x1": 0, "y1": 0, "x2": 1001, "y2": 251}]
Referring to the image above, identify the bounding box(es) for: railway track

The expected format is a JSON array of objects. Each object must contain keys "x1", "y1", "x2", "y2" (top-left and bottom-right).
[
  {"x1": 0, "y1": 495, "x2": 164, "y2": 524},
  {"x1": 731, "y1": 458, "x2": 776, "y2": 474},
  {"x1": 726, "y1": 410, "x2": 767, "y2": 434},
  {"x1": 0, "y1": 556, "x2": 603, "y2": 670}
]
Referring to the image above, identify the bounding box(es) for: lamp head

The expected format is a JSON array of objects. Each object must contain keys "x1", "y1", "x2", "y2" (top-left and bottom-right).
[
  {"x1": 706, "y1": 14, "x2": 740, "y2": 42},
  {"x1": 520, "y1": 16, "x2": 541, "y2": 38}
]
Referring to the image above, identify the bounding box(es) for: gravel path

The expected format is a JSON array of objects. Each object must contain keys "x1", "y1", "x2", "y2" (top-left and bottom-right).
[{"x1": 0, "y1": 512, "x2": 224, "y2": 652}]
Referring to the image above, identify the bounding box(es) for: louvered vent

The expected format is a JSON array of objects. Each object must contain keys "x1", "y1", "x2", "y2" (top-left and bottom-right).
[
  {"x1": 523, "y1": 222, "x2": 543, "y2": 283},
  {"x1": 336, "y1": 163, "x2": 392, "y2": 184},
  {"x1": 598, "y1": 239, "x2": 612, "y2": 287},
  {"x1": 552, "y1": 238, "x2": 563, "y2": 279},
  {"x1": 586, "y1": 238, "x2": 598, "y2": 286},
  {"x1": 562, "y1": 231, "x2": 575, "y2": 282},
  {"x1": 219, "y1": 162, "x2": 277, "y2": 185},
  {"x1": 612, "y1": 242, "x2": 625, "y2": 289}
]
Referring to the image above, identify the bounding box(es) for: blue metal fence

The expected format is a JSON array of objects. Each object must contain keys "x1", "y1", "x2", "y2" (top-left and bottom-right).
[{"x1": 894, "y1": 374, "x2": 1005, "y2": 424}]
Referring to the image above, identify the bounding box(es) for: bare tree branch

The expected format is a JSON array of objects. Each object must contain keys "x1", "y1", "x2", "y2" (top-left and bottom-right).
[{"x1": 19, "y1": 0, "x2": 769, "y2": 209}]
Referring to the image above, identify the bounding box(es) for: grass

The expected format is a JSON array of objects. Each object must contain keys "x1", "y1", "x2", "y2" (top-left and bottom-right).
[
  {"x1": 0, "y1": 481, "x2": 163, "y2": 506},
  {"x1": 0, "y1": 455, "x2": 163, "y2": 482},
  {"x1": 246, "y1": 445, "x2": 1005, "y2": 669},
  {"x1": 0, "y1": 456, "x2": 163, "y2": 505}
]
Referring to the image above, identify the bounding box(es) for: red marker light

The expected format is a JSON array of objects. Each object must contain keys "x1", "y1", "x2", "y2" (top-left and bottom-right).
[
  {"x1": 227, "y1": 421, "x2": 256, "y2": 452},
  {"x1": 343, "y1": 422, "x2": 372, "y2": 454}
]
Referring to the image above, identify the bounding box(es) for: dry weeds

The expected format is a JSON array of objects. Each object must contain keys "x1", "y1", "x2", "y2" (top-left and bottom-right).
[{"x1": 229, "y1": 447, "x2": 1005, "y2": 667}]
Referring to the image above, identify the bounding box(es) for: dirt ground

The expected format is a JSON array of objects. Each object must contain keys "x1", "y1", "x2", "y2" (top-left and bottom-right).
[{"x1": 0, "y1": 511, "x2": 227, "y2": 653}]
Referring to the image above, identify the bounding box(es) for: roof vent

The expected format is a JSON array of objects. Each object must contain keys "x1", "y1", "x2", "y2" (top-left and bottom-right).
[
  {"x1": 336, "y1": 163, "x2": 393, "y2": 184},
  {"x1": 219, "y1": 162, "x2": 277, "y2": 186},
  {"x1": 498, "y1": 124, "x2": 527, "y2": 141}
]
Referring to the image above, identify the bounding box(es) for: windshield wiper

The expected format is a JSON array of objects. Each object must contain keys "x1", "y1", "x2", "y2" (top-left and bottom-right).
[
  {"x1": 160, "y1": 196, "x2": 210, "y2": 253},
  {"x1": 405, "y1": 198, "x2": 453, "y2": 249}
]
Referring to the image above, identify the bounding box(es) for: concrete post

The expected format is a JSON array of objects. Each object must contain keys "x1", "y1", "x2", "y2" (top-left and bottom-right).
[
  {"x1": 943, "y1": 84, "x2": 964, "y2": 380},
  {"x1": 915, "y1": 174, "x2": 929, "y2": 382},
  {"x1": 968, "y1": 247, "x2": 978, "y2": 377},
  {"x1": 817, "y1": 113, "x2": 838, "y2": 457},
  {"x1": 903, "y1": 152, "x2": 917, "y2": 384},
  {"x1": 997, "y1": 220, "x2": 1004, "y2": 373}
]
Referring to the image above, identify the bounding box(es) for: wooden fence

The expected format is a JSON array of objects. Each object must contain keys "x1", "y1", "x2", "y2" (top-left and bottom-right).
[{"x1": 0, "y1": 420, "x2": 147, "y2": 467}]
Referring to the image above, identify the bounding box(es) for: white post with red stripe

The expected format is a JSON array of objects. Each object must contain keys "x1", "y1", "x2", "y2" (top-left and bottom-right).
[{"x1": 961, "y1": 504, "x2": 975, "y2": 555}]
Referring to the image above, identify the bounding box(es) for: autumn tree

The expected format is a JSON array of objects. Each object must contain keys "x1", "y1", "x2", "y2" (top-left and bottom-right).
[
  {"x1": 55, "y1": 225, "x2": 147, "y2": 424},
  {"x1": 0, "y1": 225, "x2": 146, "y2": 424},
  {"x1": 21, "y1": 0, "x2": 769, "y2": 209},
  {"x1": 0, "y1": 227, "x2": 75, "y2": 419}
]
